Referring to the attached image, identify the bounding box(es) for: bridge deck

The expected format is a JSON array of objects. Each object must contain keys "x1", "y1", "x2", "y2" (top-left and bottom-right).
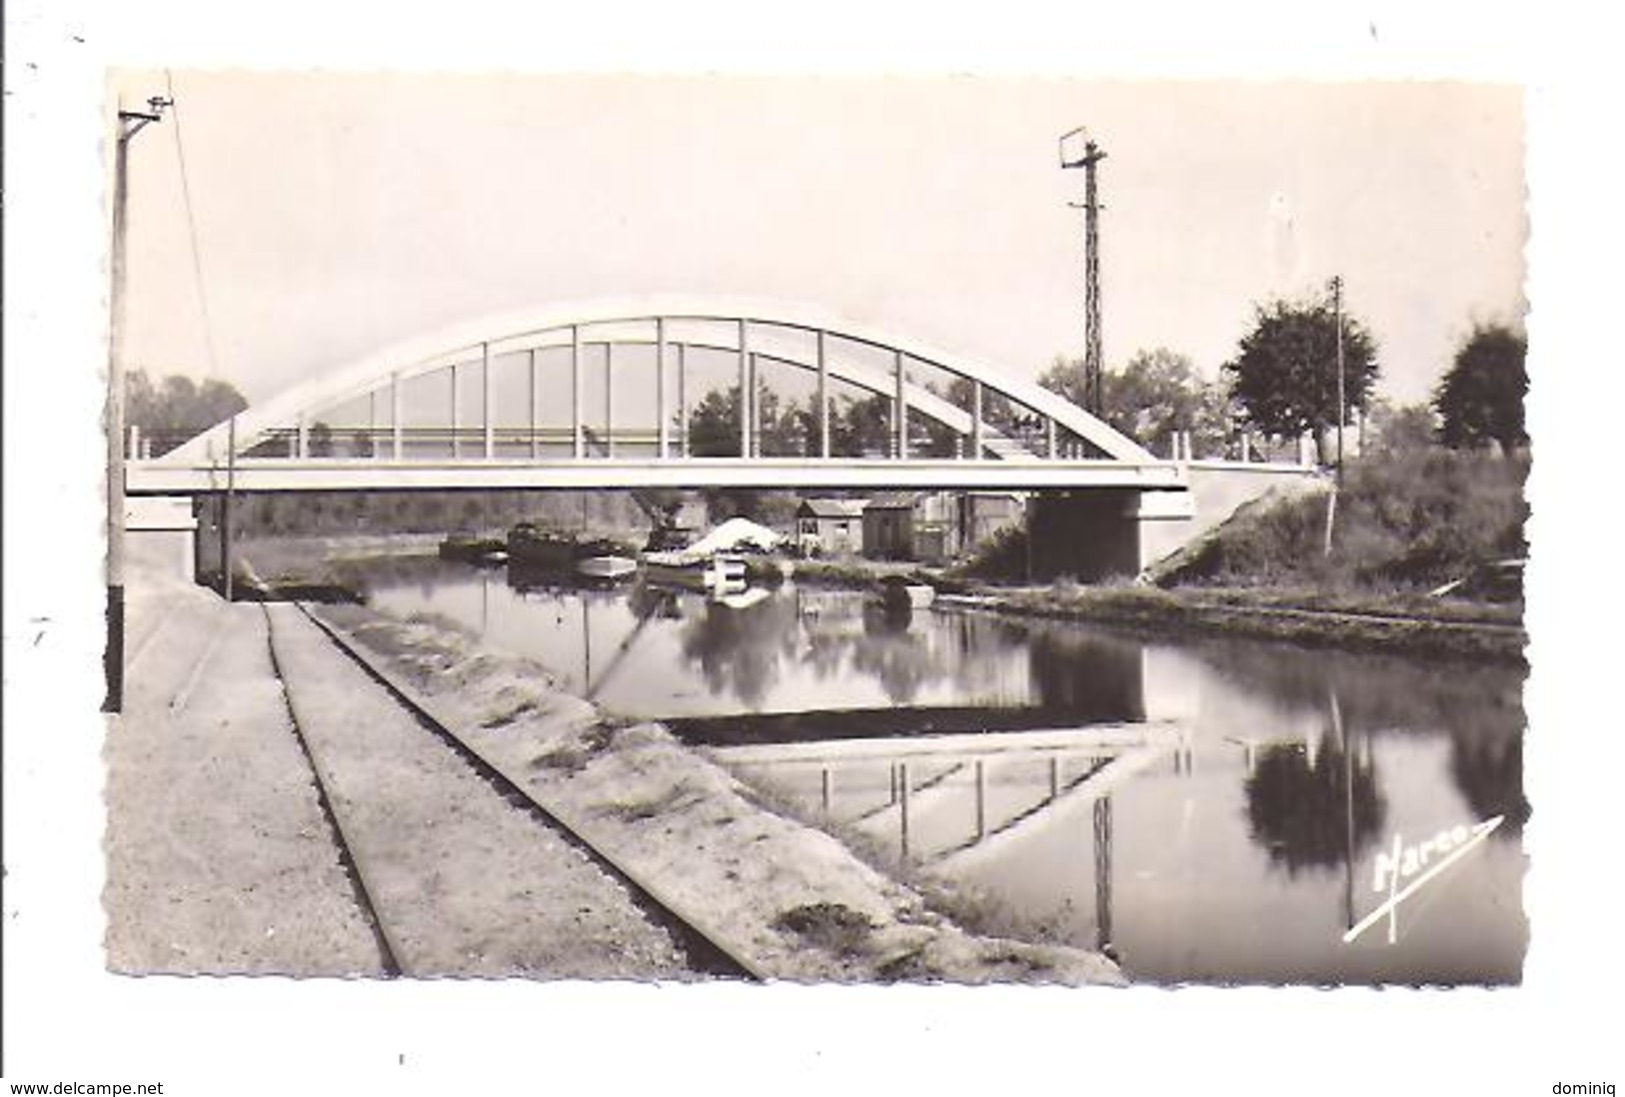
[{"x1": 127, "y1": 456, "x2": 1191, "y2": 494}]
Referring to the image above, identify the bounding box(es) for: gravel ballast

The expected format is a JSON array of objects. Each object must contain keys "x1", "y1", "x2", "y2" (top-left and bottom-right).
[
  {"x1": 104, "y1": 587, "x2": 383, "y2": 975},
  {"x1": 263, "y1": 604, "x2": 694, "y2": 979}
]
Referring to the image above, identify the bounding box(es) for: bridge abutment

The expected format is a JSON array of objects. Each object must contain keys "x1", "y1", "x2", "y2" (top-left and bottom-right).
[{"x1": 125, "y1": 495, "x2": 199, "y2": 585}]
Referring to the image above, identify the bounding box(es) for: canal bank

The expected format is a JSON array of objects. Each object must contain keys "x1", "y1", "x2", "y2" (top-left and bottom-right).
[
  {"x1": 107, "y1": 545, "x2": 1123, "y2": 982},
  {"x1": 949, "y1": 582, "x2": 1526, "y2": 663},
  {"x1": 304, "y1": 600, "x2": 1125, "y2": 984}
]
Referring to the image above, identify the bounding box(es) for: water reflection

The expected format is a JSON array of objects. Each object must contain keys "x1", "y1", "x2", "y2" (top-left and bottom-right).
[
  {"x1": 354, "y1": 555, "x2": 1528, "y2": 983},
  {"x1": 678, "y1": 594, "x2": 800, "y2": 708},
  {"x1": 1450, "y1": 728, "x2": 1529, "y2": 835},
  {"x1": 1027, "y1": 631, "x2": 1147, "y2": 723},
  {"x1": 1244, "y1": 729, "x2": 1385, "y2": 877}
]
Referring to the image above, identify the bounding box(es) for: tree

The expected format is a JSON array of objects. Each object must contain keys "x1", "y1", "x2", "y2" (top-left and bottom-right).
[
  {"x1": 1434, "y1": 323, "x2": 1527, "y2": 452},
  {"x1": 687, "y1": 387, "x2": 743, "y2": 457},
  {"x1": 1042, "y1": 347, "x2": 1233, "y2": 457},
  {"x1": 1363, "y1": 398, "x2": 1438, "y2": 456},
  {"x1": 308, "y1": 421, "x2": 334, "y2": 457},
  {"x1": 1223, "y1": 298, "x2": 1379, "y2": 464},
  {"x1": 124, "y1": 369, "x2": 249, "y2": 455},
  {"x1": 829, "y1": 392, "x2": 892, "y2": 457},
  {"x1": 684, "y1": 384, "x2": 819, "y2": 458}
]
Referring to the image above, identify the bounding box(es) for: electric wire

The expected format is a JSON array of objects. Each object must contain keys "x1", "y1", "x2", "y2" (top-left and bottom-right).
[{"x1": 164, "y1": 70, "x2": 222, "y2": 381}]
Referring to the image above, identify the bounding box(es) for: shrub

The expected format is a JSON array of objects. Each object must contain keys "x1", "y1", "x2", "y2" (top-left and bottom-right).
[{"x1": 1165, "y1": 450, "x2": 1527, "y2": 592}]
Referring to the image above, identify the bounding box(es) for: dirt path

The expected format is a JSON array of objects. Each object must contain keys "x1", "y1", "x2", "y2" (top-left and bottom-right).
[
  {"x1": 104, "y1": 586, "x2": 383, "y2": 974},
  {"x1": 263, "y1": 604, "x2": 694, "y2": 979}
]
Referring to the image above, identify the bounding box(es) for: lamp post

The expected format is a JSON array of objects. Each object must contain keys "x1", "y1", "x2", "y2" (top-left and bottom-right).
[{"x1": 104, "y1": 95, "x2": 170, "y2": 714}]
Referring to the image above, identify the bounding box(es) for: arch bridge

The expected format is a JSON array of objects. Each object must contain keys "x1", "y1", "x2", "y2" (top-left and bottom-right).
[{"x1": 127, "y1": 297, "x2": 1187, "y2": 495}]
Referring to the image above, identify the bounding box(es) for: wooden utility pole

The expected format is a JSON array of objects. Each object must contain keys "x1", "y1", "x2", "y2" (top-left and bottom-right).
[
  {"x1": 1331, "y1": 274, "x2": 1346, "y2": 483},
  {"x1": 1323, "y1": 275, "x2": 1346, "y2": 557},
  {"x1": 105, "y1": 95, "x2": 170, "y2": 714}
]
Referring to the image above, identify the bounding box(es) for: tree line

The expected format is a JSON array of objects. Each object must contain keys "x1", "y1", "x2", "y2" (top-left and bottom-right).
[{"x1": 1042, "y1": 303, "x2": 1525, "y2": 464}]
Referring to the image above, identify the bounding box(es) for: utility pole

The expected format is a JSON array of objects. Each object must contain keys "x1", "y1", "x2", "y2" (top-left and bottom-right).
[
  {"x1": 1330, "y1": 275, "x2": 1346, "y2": 484},
  {"x1": 1060, "y1": 128, "x2": 1107, "y2": 416},
  {"x1": 104, "y1": 94, "x2": 171, "y2": 714}
]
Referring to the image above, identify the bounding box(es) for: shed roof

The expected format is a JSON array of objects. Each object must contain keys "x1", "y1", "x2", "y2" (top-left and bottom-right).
[
  {"x1": 866, "y1": 491, "x2": 919, "y2": 510},
  {"x1": 798, "y1": 498, "x2": 865, "y2": 519}
]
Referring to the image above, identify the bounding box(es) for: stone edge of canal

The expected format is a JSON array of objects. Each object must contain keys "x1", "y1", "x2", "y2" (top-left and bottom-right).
[{"x1": 308, "y1": 601, "x2": 1127, "y2": 987}]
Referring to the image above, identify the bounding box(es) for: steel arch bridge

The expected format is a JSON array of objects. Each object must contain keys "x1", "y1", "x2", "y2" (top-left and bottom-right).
[{"x1": 127, "y1": 296, "x2": 1187, "y2": 495}]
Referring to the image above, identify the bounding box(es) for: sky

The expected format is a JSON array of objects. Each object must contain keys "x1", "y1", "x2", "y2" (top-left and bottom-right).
[{"x1": 117, "y1": 73, "x2": 1525, "y2": 409}]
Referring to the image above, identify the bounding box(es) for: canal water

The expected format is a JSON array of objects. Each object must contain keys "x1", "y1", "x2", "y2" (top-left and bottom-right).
[{"x1": 358, "y1": 556, "x2": 1527, "y2": 985}]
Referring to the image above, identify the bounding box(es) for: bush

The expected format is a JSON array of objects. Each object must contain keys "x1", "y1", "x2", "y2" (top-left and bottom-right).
[
  {"x1": 958, "y1": 524, "x2": 1030, "y2": 582},
  {"x1": 1165, "y1": 450, "x2": 1527, "y2": 592}
]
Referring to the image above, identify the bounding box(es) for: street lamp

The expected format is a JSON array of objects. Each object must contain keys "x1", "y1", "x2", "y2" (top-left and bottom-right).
[{"x1": 105, "y1": 94, "x2": 170, "y2": 714}]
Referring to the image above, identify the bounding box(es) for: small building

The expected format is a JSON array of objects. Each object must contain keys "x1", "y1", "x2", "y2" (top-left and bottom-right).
[
  {"x1": 861, "y1": 492, "x2": 916, "y2": 560},
  {"x1": 858, "y1": 491, "x2": 1027, "y2": 564},
  {"x1": 861, "y1": 491, "x2": 960, "y2": 564},
  {"x1": 795, "y1": 498, "x2": 865, "y2": 556}
]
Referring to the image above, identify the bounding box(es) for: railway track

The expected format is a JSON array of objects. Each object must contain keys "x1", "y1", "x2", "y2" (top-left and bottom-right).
[{"x1": 260, "y1": 600, "x2": 763, "y2": 982}]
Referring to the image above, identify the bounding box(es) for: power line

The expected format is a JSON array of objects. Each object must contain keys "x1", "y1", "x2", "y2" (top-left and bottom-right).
[{"x1": 164, "y1": 69, "x2": 222, "y2": 380}]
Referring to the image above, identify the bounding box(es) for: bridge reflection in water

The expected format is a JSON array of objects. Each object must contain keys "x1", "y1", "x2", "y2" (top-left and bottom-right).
[{"x1": 707, "y1": 724, "x2": 1181, "y2": 956}]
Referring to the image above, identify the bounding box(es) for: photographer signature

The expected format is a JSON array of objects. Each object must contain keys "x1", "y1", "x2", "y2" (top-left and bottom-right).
[{"x1": 1343, "y1": 814, "x2": 1505, "y2": 945}]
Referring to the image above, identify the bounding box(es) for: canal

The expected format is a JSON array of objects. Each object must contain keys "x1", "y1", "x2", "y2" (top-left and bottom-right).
[{"x1": 357, "y1": 555, "x2": 1528, "y2": 985}]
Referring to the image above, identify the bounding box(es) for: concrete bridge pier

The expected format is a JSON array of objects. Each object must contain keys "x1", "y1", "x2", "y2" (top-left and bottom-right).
[{"x1": 1027, "y1": 489, "x2": 1196, "y2": 581}]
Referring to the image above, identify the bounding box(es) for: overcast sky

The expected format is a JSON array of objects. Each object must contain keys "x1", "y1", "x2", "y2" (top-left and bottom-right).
[{"x1": 118, "y1": 73, "x2": 1524, "y2": 408}]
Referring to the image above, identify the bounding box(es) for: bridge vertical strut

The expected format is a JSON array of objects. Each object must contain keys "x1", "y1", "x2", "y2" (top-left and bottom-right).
[
  {"x1": 482, "y1": 342, "x2": 494, "y2": 459},
  {"x1": 571, "y1": 325, "x2": 584, "y2": 459},
  {"x1": 737, "y1": 320, "x2": 752, "y2": 459},
  {"x1": 677, "y1": 343, "x2": 688, "y2": 458},
  {"x1": 971, "y1": 380, "x2": 983, "y2": 460},
  {"x1": 656, "y1": 318, "x2": 669, "y2": 459},
  {"x1": 893, "y1": 349, "x2": 907, "y2": 460},
  {"x1": 817, "y1": 330, "x2": 830, "y2": 459},
  {"x1": 528, "y1": 349, "x2": 540, "y2": 460},
  {"x1": 604, "y1": 343, "x2": 614, "y2": 457},
  {"x1": 391, "y1": 372, "x2": 403, "y2": 460},
  {"x1": 750, "y1": 354, "x2": 762, "y2": 457},
  {"x1": 450, "y1": 362, "x2": 462, "y2": 459}
]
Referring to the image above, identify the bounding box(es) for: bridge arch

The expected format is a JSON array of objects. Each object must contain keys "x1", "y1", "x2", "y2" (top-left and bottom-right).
[{"x1": 161, "y1": 295, "x2": 1155, "y2": 466}]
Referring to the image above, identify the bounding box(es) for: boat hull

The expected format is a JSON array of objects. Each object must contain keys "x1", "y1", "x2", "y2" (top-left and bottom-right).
[
  {"x1": 640, "y1": 552, "x2": 748, "y2": 591},
  {"x1": 576, "y1": 555, "x2": 638, "y2": 582}
]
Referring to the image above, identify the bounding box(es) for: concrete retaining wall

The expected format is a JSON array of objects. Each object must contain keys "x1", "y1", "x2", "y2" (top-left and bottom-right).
[
  {"x1": 126, "y1": 495, "x2": 199, "y2": 583},
  {"x1": 1137, "y1": 461, "x2": 1326, "y2": 574}
]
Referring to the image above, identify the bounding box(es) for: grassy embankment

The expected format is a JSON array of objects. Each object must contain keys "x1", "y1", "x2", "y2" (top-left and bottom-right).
[{"x1": 959, "y1": 450, "x2": 1529, "y2": 661}]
